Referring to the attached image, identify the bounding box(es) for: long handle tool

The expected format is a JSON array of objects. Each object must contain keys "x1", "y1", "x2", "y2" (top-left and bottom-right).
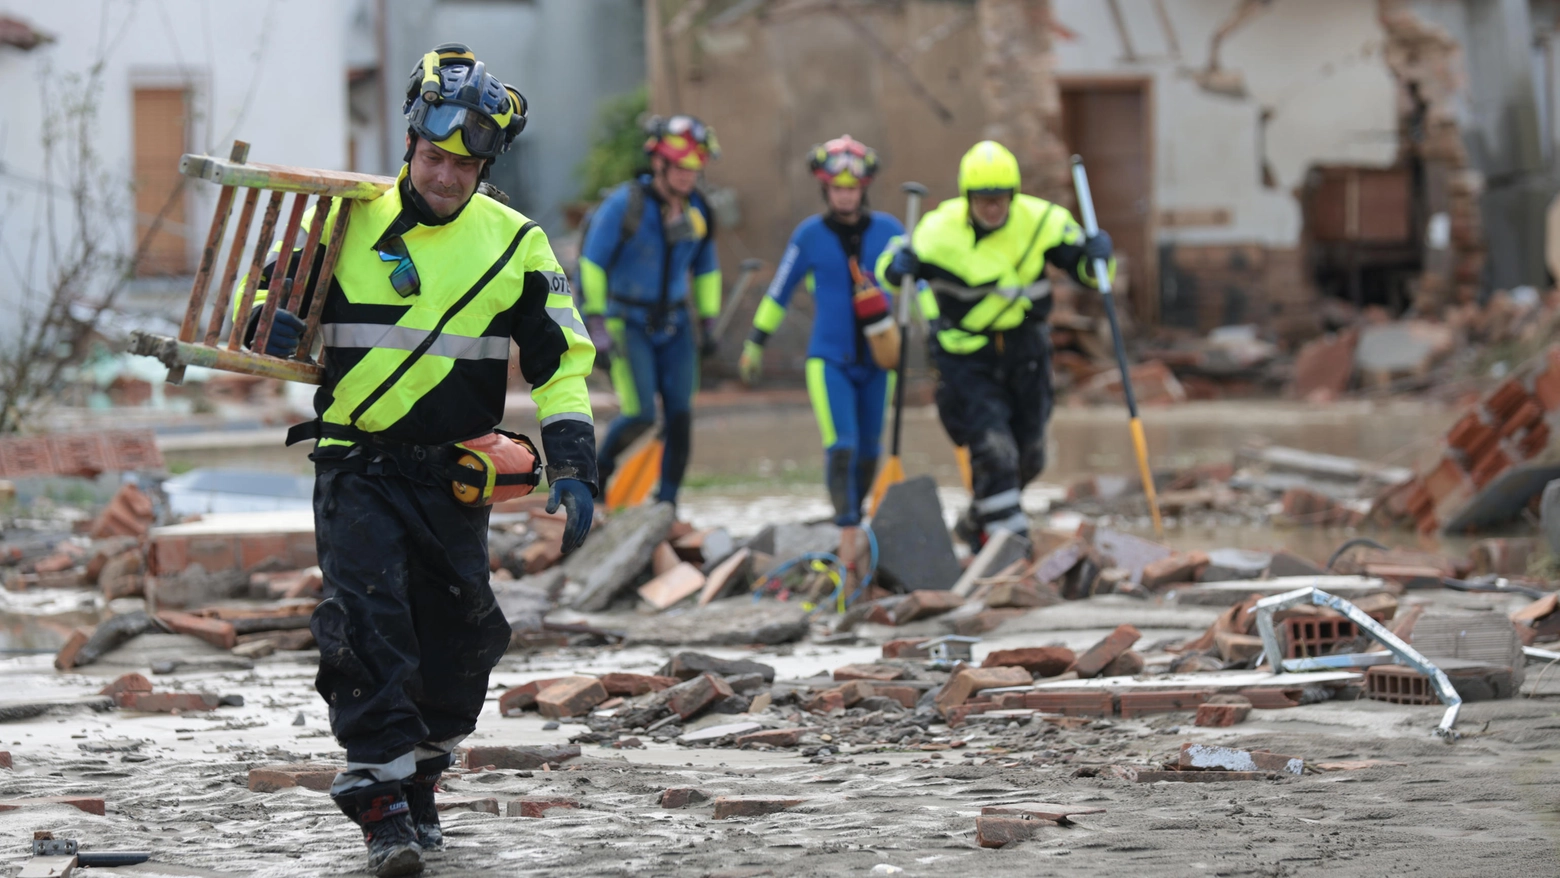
[{"x1": 1070, "y1": 155, "x2": 1164, "y2": 537}]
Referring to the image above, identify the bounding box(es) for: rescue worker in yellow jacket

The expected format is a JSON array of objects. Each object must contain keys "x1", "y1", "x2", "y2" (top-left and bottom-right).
[
  {"x1": 879, "y1": 141, "x2": 1114, "y2": 548},
  {"x1": 241, "y1": 44, "x2": 596, "y2": 877}
]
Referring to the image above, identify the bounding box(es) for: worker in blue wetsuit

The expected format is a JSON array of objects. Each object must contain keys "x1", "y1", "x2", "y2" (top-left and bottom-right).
[
  {"x1": 739, "y1": 136, "x2": 903, "y2": 585},
  {"x1": 579, "y1": 114, "x2": 721, "y2": 506}
]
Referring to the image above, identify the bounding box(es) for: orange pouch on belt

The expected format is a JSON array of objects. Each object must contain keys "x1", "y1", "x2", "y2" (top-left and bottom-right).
[{"x1": 450, "y1": 430, "x2": 541, "y2": 507}]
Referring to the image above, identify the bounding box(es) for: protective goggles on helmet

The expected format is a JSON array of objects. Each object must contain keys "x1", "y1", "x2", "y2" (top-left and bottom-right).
[
  {"x1": 403, "y1": 48, "x2": 526, "y2": 160},
  {"x1": 408, "y1": 100, "x2": 506, "y2": 158},
  {"x1": 809, "y1": 136, "x2": 879, "y2": 187},
  {"x1": 647, "y1": 115, "x2": 719, "y2": 169}
]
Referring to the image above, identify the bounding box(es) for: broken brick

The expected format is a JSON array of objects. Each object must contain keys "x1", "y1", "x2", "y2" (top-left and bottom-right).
[
  {"x1": 880, "y1": 638, "x2": 929, "y2": 659},
  {"x1": 1100, "y1": 650, "x2": 1145, "y2": 678},
  {"x1": 1023, "y1": 690, "x2": 1113, "y2": 716},
  {"x1": 506, "y1": 797, "x2": 579, "y2": 818},
  {"x1": 498, "y1": 678, "x2": 564, "y2": 714},
  {"x1": 976, "y1": 815, "x2": 1047, "y2": 848},
  {"x1": 463, "y1": 744, "x2": 580, "y2": 771},
  {"x1": 873, "y1": 686, "x2": 921, "y2": 709},
  {"x1": 934, "y1": 666, "x2": 1032, "y2": 716},
  {"x1": 712, "y1": 796, "x2": 806, "y2": 819},
  {"x1": 155, "y1": 610, "x2": 237, "y2": 650},
  {"x1": 664, "y1": 673, "x2": 735, "y2": 719},
  {"x1": 736, "y1": 728, "x2": 803, "y2": 747},
  {"x1": 832, "y1": 663, "x2": 908, "y2": 682},
  {"x1": 804, "y1": 688, "x2": 845, "y2": 714},
  {"x1": 1116, "y1": 689, "x2": 1211, "y2": 718},
  {"x1": 598, "y1": 673, "x2": 679, "y2": 697},
  {"x1": 1070, "y1": 624, "x2": 1142, "y2": 678},
  {"x1": 1140, "y1": 551, "x2": 1210, "y2": 589},
  {"x1": 0, "y1": 751, "x2": 10, "y2": 770},
  {"x1": 0, "y1": 796, "x2": 105, "y2": 816},
  {"x1": 121, "y1": 692, "x2": 221, "y2": 713},
  {"x1": 661, "y1": 787, "x2": 710, "y2": 808},
  {"x1": 535, "y1": 677, "x2": 609, "y2": 719},
  {"x1": 638, "y1": 561, "x2": 706, "y2": 610},
  {"x1": 1195, "y1": 697, "x2": 1252, "y2": 728},
  {"x1": 98, "y1": 673, "x2": 153, "y2": 706},
  {"x1": 888, "y1": 590, "x2": 964, "y2": 625},
  {"x1": 1239, "y1": 687, "x2": 1304, "y2": 709},
  {"x1": 53, "y1": 627, "x2": 92, "y2": 671},
  {"x1": 1179, "y1": 742, "x2": 1304, "y2": 775},
  {"x1": 1213, "y1": 630, "x2": 1264, "y2": 662},
  {"x1": 982, "y1": 647, "x2": 1075, "y2": 677},
  {"x1": 247, "y1": 763, "x2": 340, "y2": 793}
]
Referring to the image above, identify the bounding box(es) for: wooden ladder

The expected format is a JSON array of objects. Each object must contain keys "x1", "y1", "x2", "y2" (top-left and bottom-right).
[{"x1": 129, "y1": 141, "x2": 395, "y2": 385}]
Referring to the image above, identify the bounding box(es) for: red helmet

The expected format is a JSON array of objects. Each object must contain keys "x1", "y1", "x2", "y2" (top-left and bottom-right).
[
  {"x1": 808, "y1": 135, "x2": 879, "y2": 187},
  {"x1": 644, "y1": 114, "x2": 719, "y2": 170}
]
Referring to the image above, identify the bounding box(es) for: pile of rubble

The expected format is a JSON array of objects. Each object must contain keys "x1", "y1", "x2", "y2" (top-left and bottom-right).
[
  {"x1": 1374, "y1": 344, "x2": 1560, "y2": 534},
  {"x1": 1062, "y1": 443, "x2": 1412, "y2": 530}
]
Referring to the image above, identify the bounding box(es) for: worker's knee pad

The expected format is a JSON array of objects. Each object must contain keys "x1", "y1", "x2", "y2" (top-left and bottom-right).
[{"x1": 826, "y1": 447, "x2": 855, "y2": 525}]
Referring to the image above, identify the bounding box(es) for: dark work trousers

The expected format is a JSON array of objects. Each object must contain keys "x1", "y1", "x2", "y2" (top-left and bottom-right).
[
  {"x1": 932, "y1": 321, "x2": 1054, "y2": 537},
  {"x1": 309, "y1": 458, "x2": 512, "y2": 790}
]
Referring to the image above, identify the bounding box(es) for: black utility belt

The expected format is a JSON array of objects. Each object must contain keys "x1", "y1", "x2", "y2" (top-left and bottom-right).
[{"x1": 284, "y1": 421, "x2": 538, "y2": 490}]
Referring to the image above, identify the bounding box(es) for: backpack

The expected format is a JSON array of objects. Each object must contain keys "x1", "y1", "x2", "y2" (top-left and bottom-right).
[
  {"x1": 573, "y1": 182, "x2": 646, "y2": 299},
  {"x1": 571, "y1": 180, "x2": 717, "y2": 309}
]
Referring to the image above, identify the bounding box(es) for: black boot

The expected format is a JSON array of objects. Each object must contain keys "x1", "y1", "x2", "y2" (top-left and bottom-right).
[
  {"x1": 335, "y1": 781, "x2": 424, "y2": 877},
  {"x1": 404, "y1": 755, "x2": 450, "y2": 851}
]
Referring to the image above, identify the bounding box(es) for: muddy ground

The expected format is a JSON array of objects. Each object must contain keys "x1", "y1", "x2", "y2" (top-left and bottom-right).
[{"x1": 4, "y1": 594, "x2": 1559, "y2": 878}]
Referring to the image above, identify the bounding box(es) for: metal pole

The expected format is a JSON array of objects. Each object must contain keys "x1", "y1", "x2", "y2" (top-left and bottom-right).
[
  {"x1": 890, "y1": 182, "x2": 928, "y2": 458},
  {"x1": 1071, "y1": 155, "x2": 1164, "y2": 537}
]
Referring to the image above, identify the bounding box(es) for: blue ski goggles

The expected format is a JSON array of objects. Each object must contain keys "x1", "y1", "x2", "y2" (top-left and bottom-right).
[{"x1": 408, "y1": 101, "x2": 505, "y2": 159}]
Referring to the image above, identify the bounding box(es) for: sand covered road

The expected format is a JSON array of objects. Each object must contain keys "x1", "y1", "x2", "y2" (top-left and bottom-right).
[{"x1": 3, "y1": 628, "x2": 1560, "y2": 878}]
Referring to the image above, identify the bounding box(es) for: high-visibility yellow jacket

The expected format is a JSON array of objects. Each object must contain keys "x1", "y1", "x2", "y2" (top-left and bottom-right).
[
  {"x1": 246, "y1": 169, "x2": 597, "y2": 486},
  {"x1": 875, "y1": 193, "x2": 1115, "y2": 355}
]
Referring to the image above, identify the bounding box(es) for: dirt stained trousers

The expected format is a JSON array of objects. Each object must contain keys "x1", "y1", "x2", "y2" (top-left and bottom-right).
[
  {"x1": 932, "y1": 321, "x2": 1053, "y2": 539},
  {"x1": 308, "y1": 453, "x2": 512, "y2": 797}
]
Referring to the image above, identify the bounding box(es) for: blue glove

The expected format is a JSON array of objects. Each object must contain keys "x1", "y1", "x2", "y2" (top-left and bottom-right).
[
  {"x1": 888, "y1": 246, "x2": 920, "y2": 284},
  {"x1": 1083, "y1": 230, "x2": 1113, "y2": 263},
  {"x1": 585, "y1": 314, "x2": 612, "y2": 357},
  {"x1": 546, "y1": 478, "x2": 594, "y2": 555},
  {"x1": 264, "y1": 309, "x2": 305, "y2": 358}
]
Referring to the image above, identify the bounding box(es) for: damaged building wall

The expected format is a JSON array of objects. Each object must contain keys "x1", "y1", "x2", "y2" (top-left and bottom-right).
[
  {"x1": 1052, "y1": 0, "x2": 1400, "y2": 248},
  {"x1": 648, "y1": 0, "x2": 1004, "y2": 379}
]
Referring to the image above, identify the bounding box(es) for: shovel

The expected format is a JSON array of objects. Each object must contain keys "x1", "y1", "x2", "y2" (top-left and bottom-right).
[{"x1": 1070, "y1": 155, "x2": 1165, "y2": 537}]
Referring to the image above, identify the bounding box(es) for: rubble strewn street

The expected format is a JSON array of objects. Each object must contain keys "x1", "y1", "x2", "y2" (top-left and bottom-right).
[
  {"x1": 4, "y1": 403, "x2": 1560, "y2": 875},
  {"x1": 12, "y1": 0, "x2": 1560, "y2": 875}
]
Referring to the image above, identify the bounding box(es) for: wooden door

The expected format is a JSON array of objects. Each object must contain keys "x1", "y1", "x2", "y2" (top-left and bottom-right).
[
  {"x1": 1059, "y1": 80, "x2": 1154, "y2": 324},
  {"x1": 133, "y1": 88, "x2": 191, "y2": 276}
]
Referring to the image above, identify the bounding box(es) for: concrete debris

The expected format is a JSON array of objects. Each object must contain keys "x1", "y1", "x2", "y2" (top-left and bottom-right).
[
  {"x1": 870, "y1": 476, "x2": 962, "y2": 592},
  {"x1": 564, "y1": 502, "x2": 678, "y2": 611}
]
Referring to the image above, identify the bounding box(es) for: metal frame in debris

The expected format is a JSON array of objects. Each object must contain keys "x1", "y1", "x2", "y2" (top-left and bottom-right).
[{"x1": 1249, "y1": 586, "x2": 1461, "y2": 738}]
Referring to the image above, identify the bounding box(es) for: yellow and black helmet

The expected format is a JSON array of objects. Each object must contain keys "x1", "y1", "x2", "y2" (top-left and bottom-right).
[{"x1": 403, "y1": 43, "x2": 527, "y2": 159}]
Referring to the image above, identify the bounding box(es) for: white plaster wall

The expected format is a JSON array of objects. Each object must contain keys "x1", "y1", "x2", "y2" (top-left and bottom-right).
[
  {"x1": 1052, "y1": 0, "x2": 1400, "y2": 246},
  {"x1": 0, "y1": 0, "x2": 347, "y2": 315}
]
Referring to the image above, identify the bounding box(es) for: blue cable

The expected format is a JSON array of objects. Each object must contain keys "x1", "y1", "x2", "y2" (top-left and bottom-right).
[{"x1": 845, "y1": 523, "x2": 881, "y2": 608}]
